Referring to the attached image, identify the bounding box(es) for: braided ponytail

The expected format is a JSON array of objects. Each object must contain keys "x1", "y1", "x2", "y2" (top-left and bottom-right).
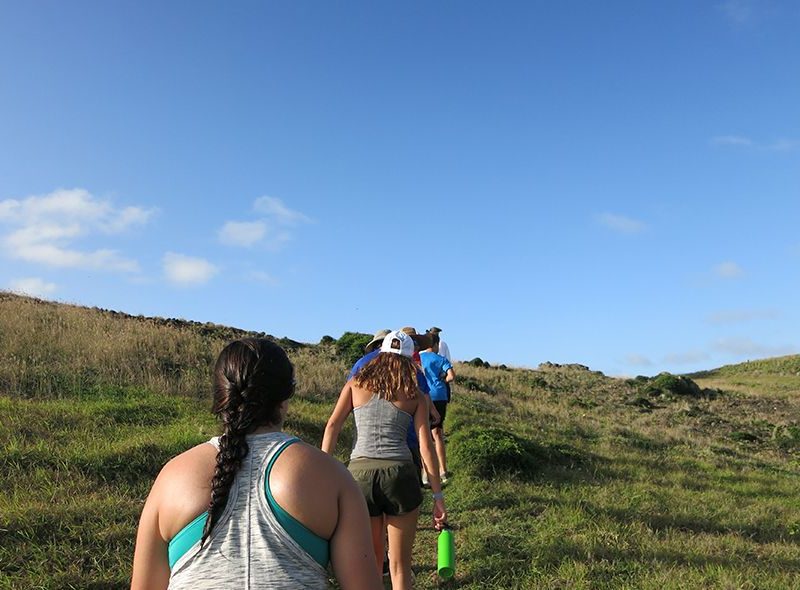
[{"x1": 201, "y1": 339, "x2": 295, "y2": 545}]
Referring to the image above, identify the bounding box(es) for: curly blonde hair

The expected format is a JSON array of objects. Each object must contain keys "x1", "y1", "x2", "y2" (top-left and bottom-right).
[{"x1": 354, "y1": 353, "x2": 419, "y2": 401}]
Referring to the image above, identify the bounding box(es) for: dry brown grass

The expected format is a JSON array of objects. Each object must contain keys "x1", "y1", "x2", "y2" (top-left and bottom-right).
[{"x1": 0, "y1": 292, "x2": 342, "y2": 399}]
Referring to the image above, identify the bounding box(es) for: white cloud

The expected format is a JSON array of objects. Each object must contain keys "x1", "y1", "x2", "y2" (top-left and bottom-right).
[
  {"x1": 664, "y1": 351, "x2": 710, "y2": 365},
  {"x1": 710, "y1": 135, "x2": 799, "y2": 152},
  {"x1": 713, "y1": 261, "x2": 744, "y2": 279},
  {"x1": 710, "y1": 135, "x2": 753, "y2": 147},
  {"x1": 163, "y1": 252, "x2": 218, "y2": 286},
  {"x1": 218, "y1": 221, "x2": 267, "y2": 247},
  {"x1": 707, "y1": 309, "x2": 780, "y2": 325},
  {"x1": 765, "y1": 139, "x2": 800, "y2": 152},
  {"x1": 0, "y1": 188, "x2": 154, "y2": 272},
  {"x1": 713, "y1": 337, "x2": 795, "y2": 357},
  {"x1": 597, "y1": 213, "x2": 646, "y2": 234},
  {"x1": 9, "y1": 277, "x2": 57, "y2": 298},
  {"x1": 720, "y1": 0, "x2": 754, "y2": 24},
  {"x1": 625, "y1": 354, "x2": 653, "y2": 367},
  {"x1": 218, "y1": 195, "x2": 312, "y2": 248},
  {"x1": 248, "y1": 270, "x2": 279, "y2": 286},
  {"x1": 253, "y1": 196, "x2": 313, "y2": 225}
]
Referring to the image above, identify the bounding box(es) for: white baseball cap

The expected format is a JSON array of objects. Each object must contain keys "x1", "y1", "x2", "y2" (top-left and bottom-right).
[{"x1": 380, "y1": 330, "x2": 415, "y2": 358}]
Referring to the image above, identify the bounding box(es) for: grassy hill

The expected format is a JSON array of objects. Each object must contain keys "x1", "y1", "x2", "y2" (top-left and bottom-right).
[{"x1": 2, "y1": 292, "x2": 800, "y2": 589}]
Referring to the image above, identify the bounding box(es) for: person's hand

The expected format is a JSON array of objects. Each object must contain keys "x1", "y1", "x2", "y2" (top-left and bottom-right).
[
  {"x1": 430, "y1": 405, "x2": 441, "y2": 424},
  {"x1": 433, "y1": 498, "x2": 447, "y2": 531}
]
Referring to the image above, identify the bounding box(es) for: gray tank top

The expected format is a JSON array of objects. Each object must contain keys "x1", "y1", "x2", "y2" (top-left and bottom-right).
[
  {"x1": 168, "y1": 431, "x2": 329, "y2": 590},
  {"x1": 350, "y1": 394, "x2": 414, "y2": 462}
]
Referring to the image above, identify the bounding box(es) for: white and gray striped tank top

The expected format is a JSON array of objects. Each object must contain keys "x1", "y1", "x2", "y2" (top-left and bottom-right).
[{"x1": 168, "y1": 431, "x2": 330, "y2": 589}]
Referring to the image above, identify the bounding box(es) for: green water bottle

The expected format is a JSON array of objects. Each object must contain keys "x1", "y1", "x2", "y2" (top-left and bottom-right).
[{"x1": 437, "y1": 528, "x2": 455, "y2": 579}]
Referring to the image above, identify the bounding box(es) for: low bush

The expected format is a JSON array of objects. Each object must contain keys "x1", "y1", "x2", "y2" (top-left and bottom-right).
[
  {"x1": 334, "y1": 332, "x2": 372, "y2": 366},
  {"x1": 451, "y1": 427, "x2": 537, "y2": 478},
  {"x1": 644, "y1": 373, "x2": 705, "y2": 399}
]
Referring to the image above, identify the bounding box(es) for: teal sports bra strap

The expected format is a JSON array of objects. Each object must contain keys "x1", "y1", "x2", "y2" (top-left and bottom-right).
[
  {"x1": 168, "y1": 511, "x2": 208, "y2": 569},
  {"x1": 265, "y1": 437, "x2": 330, "y2": 567},
  {"x1": 167, "y1": 437, "x2": 330, "y2": 570}
]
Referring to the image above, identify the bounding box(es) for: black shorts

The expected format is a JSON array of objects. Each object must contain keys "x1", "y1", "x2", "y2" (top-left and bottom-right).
[
  {"x1": 431, "y1": 401, "x2": 448, "y2": 429},
  {"x1": 348, "y1": 458, "x2": 423, "y2": 516}
]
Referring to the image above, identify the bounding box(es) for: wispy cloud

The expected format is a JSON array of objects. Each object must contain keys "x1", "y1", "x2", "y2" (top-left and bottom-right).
[
  {"x1": 597, "y1": 213, "x2": 647, "y2": 234},
  {"x1": 0, "y1": 188, "x2": 155, "y2": 272},
  {"x1": 713, "y1": 336, "x2": 795, "y2": 357},
  {"x1": 163, "y1": 252, "x2": 218, "y2": 286},
  {"x1": 248, "y1": 270, "x2": 280, "y2": 286},
  {"x1": 710, "y1": 135, "x2": 799, "y2": 151},
  {"x1": 720, "y1": 0, "x2": 755, "y2": 25},
  {"x1": 707, "y1": 309, "x2": 780, "y2": 325},
  {"x1": 664, "y1": 351, "x2": 711, "y2": 365},
  {"x1": 218, "y1": 221, "x2": 267, "y2": 247},
  {"x1": 9, "y1": 277, "x2": 57, "y2": 298},
  {"x1": 219, "y1": 196, "x2": 312, "y2": 249},
  {"x1": 710, "y1": 135, "x2": 754, "y2": 147},
  {"x1": 253, "y1": 196, "x2": 313, "y2": 225},
  {"x1": 625, "y1": 354, "x2": 653, "y2": 367},
  {"x1": 713, "y1": 261, "x2": 744, "y2": 279}
]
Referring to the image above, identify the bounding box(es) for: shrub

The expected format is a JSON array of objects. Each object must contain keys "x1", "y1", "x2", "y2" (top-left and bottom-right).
[
  {"x1": 468, "y1": 357, "x2": 491, "y2": 368},
  {"x1": 644, "y1": 372, "x2": 704, "y2": 398},
  {"x1": 451, "y1": 427, "x2": 536, "y2": 478},
  {"x1": 335, "y1": 332, "x2": 373, "y2": 366}
]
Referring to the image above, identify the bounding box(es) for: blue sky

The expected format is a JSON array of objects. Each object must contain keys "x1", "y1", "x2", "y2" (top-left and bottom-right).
[{"x1": 1, "y1": 1, "x2": 798, "y2": 376}]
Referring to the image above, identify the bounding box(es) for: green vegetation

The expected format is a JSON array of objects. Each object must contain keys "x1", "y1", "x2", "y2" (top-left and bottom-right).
[
  {"x1": 2, "y1": 292, "x2": 800, "y2": 588},
  {"x1": 334, "y1": 331, "x2": 373, "y2": 366}
]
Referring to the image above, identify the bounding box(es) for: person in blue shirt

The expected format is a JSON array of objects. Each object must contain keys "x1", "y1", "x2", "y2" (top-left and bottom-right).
[{"x1": 419, "y1": 333, "x2": 455, "y2": 483}]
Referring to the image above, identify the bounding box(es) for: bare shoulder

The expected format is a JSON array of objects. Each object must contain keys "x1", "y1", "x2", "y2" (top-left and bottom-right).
[
  {"x1": 149, "y1": 440, "x2": 218, "y2": 540},
  {"x1": 157, "y1": 440, "x2": 217, "y2": 487},
  {"x1": 277, "y1": 439, "x2": 350, "y2": 483},
  {"x1": 270, "y1": 439, "x2": 355, "y2": 539}
]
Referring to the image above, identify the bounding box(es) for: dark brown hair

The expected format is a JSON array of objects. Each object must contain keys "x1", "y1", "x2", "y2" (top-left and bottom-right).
[
  {"x1": 354, "y1": 352, "x2": 419, "y2": 401},
  {"x1": 201, "y1": 338, "x2": 294, "y2": 545}
]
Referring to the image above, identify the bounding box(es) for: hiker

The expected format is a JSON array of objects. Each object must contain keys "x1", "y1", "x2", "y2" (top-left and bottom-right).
[
  {"x1": 427, "y1": 326, "x2": 451, "y2": 364},
  {"x1": 350, "y1": 328, "x2": 439, "y2": 485},
  {"x1": 323, "y1": 330, "x2": 447, "y2": 590},
  {"x1": 420, "y1": 332, "x2": 455, "y2": 483},
  {"x1": 131, "y1": 339, "x2": 381, "y2": 590},
  {"x1": 350, "y1": 327, "x2": 440, "y2": 578}
]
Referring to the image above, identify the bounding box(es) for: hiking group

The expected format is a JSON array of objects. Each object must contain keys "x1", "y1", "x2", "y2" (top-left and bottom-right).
[{"x1": 131, "y1": 325, "x2": 456, "y2": 590}]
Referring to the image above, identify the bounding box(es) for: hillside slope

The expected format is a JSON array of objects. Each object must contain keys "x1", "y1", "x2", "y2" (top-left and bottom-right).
[{"x1": 2, "y1": 294, "x2": 800, "y2": 589}]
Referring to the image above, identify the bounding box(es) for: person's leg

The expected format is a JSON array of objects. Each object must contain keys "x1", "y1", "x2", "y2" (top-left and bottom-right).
[
  {"x1": 432, "y1": 401, "x2": 449, "y2": 477},
  {"x1": 386, "y1": 509, "x2": 420, "y2": 590},
  {"x1": 432, "y1": 426, "x2": 448, "y2": 476},
  {"x1": 369, "y1": 515, "x2": 385, "y2": 575}
]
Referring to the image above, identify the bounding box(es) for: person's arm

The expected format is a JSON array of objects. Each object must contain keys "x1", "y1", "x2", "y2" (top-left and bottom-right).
[
  {"x1": 131, "y1": 481, "x2": 170, "y2": 589},
  {"x1": 322, "y1": 380, "x2": 355, "y2": 455},
  {"x1": 329, "y1": 469, "x2": 383, "y2": 590},
  {"x1": 444, "y1": 367, "x2": 455, "y2": 383},
  {"x1": 414, "y1": 401, "x2": 447, "y2": 530}
]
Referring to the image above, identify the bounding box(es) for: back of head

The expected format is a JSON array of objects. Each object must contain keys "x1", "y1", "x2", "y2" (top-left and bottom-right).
[
  {"x1": 212, "y1": 338, "x2": 294, "y2": 429},
  {"x1": 204, "y1": 338, "x2": 294, "y2": 544},
  {"x1": 428, "y1": 332, "x2": 440, "y2": 348}
]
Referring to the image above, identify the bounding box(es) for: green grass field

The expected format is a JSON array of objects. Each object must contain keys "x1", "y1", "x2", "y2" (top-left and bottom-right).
[{"x1": 2, "y1": 293, "x2": 800, "y2": 589}]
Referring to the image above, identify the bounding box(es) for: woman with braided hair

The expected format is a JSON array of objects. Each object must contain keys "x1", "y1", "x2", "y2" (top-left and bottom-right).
[{"x1": 131, "y1": 339, "x2": 381, "y2": 590}]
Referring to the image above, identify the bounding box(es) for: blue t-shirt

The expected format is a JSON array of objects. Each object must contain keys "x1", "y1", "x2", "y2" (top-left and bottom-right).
[
  {"x1": 348, "y1": 350, "x2": 380, "y2": 380},
  {"x1": 348, "y1": 352, "x2": 430, "y2": 449},
  {"x1": 420, "y1": 351, "x2": 453, "y2": 402}
]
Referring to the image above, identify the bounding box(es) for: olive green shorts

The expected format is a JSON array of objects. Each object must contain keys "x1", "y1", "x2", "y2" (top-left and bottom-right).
[{"x1": 348, "y1": 458, "x2": 423, "y2": 517}]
